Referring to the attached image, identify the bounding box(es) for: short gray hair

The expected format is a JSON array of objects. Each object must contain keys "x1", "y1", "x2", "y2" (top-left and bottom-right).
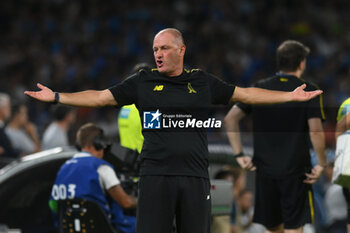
[
  {"x1": 155, "y1": 28, "x2": 185, "y2": 46},
  {"x1": 0, "y1": 93, "x2": 10, "y2": 108}
]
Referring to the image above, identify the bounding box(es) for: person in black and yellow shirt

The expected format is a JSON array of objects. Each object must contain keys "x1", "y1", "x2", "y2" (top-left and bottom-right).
[
  {"x1": 225, "y1": 40, "x2": 326, "y2": 233},
  {"x1": 25, "y1": 29, "x2": 323, "y2": 233}
]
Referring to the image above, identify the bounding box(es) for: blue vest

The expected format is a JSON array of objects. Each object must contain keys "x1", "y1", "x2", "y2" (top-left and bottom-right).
[{"x1": 50, "y1": 152, "x2": 136, "y2": 233}]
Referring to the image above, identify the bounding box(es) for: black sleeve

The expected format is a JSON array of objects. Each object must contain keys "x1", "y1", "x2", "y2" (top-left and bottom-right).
[
  {"x1": 236, "y1": 102, "x2": 252, "y2": 114},
  {"x1": 306, "y1": 83, "x2": 325, "y2": 120},
  {"x1": 108, "y1": 73, "x2": 139, "y2": 106},
  {"x1": 207, "y1": 73, "x2": 236, "y2": 105}
]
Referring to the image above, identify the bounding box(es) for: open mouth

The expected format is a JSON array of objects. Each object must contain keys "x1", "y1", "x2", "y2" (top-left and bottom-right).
[{"x1": 156, "y1": 60, "x2": 163, "y2": 68}]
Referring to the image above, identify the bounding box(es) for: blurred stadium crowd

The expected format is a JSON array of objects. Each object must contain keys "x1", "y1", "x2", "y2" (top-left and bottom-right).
[{"x1": 1, "y1": 0, "x2": 350, "y2": 147}]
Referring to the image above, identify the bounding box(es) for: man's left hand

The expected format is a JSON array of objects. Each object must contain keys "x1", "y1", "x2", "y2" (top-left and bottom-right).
[{"x1": 292, "y1": 84, "x2": 323, "y2": 102}]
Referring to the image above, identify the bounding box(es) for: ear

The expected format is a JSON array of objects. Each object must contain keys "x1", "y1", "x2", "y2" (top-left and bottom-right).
[
  {"x1": 299, "y1": 59, "x2": 306, "y2": 70},
  {"x1": 180, "y1": 44, "x2": 186, "y2": 56}
]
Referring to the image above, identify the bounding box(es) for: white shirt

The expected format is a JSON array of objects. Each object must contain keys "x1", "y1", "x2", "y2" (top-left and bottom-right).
[
  {"x1": 325, "y1": 184, "x2": 347, "y2": 224},
  {"x1": 73, "y1": 152, "x2": 120, "y2": 191},
  {"x1": 42, "y1": 122, "x2": 68, "y2": 150},
  {"x1": 5, "y1": 127, "x2": 36, "y2": 154}
]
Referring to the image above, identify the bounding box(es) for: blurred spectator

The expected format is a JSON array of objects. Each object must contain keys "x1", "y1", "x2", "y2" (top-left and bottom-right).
[
  {"x1": 230, "y1": 167, "x2": 247, "y2": 201},
  {"x1": 324, "y1": 164, "x2": 348, "y2": 233},
  {"x1": 97, "y1": 108, "x2": 119, "y2": 140},
  {"x1": 0, "y1": 93, "x2": 19, "y2": 158},
  {"x1": 334, "y1": 97, "x2": 350, "y2": 233},
  {"x1": 233, "y1": 189, "x2": 265, "y2": 233},
  {"x1": 42, "y1": 105, "x2": 76, "y2": 150},
  {"x1": 335, "y1": 97, "x2": 350, "y2": 138},
  {"x1": 311, "y1": 151, "x2": 334, "y2": 231},
  {"x1": 228, "y1": 167, "x2": 248, "y2": 233},
  {"x1": 211, "y1": 169, "x2": 234, "y2": 233},
  {"x1": 5, "y1": 102, "x2": 40, "y2": 156}
]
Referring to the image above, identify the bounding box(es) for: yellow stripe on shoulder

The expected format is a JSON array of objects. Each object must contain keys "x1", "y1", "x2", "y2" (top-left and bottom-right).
[
  {"x1": 191, "y1": 69, "x2": 200, "y2": 73},
  {"x1": 151, "y1": 68, "x2": 158, "y2": 72},
  {"x1": 319, "y1": 93, "x2": 326, "y2": 120}
]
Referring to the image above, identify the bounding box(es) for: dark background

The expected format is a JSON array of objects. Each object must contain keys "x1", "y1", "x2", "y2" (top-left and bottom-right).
[{"x1": 1, "y1": 0, "x2": 349, "y2": 147}]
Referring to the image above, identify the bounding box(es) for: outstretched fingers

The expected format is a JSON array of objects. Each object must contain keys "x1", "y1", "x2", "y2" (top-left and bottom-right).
[
  {"x1": 24, "y1": 90, "x2": 37, "y2": 98},
  {"x1": 293, "y1": 84, "x2": 323, "y2": 101},
  {"x1": 37, "y1": 83, "x2": 47, "y2": 90},
  {"x1": 307, "y1": 90, "x2": 323, "y2": 99},
  {"x1": 24, "y1": 83, "x2": 54, "y2": 102},
  {"x1": 298, "y1": 83, "x2": 306, "y2": 90}
]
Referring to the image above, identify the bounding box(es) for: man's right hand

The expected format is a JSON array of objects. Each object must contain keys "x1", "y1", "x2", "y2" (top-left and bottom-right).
[
  {"x1": 25, "y1": 84, "x2": 117, "y2": 107},
  {"x1": 236, "y1": 156, "x2": 256, "y2": 171},
  {"x1": 24, "y1": 83, "x2": 55, "y2": 103},
  {"x1": 304, "y1": 165, "x2": 324, "y2": 184}
]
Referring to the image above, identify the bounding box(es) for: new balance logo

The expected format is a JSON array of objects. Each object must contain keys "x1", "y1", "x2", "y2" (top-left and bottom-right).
[{"x1": 153, "y1": 85, "x2": 164, "y2": 91}]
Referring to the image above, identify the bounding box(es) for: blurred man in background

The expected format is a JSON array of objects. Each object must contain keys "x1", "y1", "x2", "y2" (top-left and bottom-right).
[
  {"x1": 42, "y1": 105, "x2": 76, "y2": 150},
  {"x1": 233, "y1": 189, "x2": 265, "y2": 233},
  {"x1": 0, "y1": 93, "x2": 19, "y2": 159},
  {"x1": 49, "y1": 123, "x2": 137, "y2": 233},
  {"x1": 225, "y1": 40, "x2": 326, "y2": 233},
  {"x1": 211, "y1": 169, "x2": 234, "y2": 233},
  {"x1": 5, "y1": 103, "x2": 40, "y2": 155}
]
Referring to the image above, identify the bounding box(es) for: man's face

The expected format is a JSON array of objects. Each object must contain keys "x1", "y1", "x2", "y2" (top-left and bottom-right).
[
  {"x1": 67, "y1": 110, "x2": 77, "y2": 125},
  {"x1": 17, "y1": 105, "x2": 28, "y2": 126},
  {"x1": 153, "y1": 32, "x2": 185, "y2": 76},
  {"x1": 0, "y1": 99, "x2": 11, "y2": 122},
  {"x1": 238, "y1": 192, "x2": 253, "y2": 212}
]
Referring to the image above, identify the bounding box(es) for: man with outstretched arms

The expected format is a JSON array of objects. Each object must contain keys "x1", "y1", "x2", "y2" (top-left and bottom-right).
[{"x1": 26, "y1": 29, "x2": 322, "y2": 233}]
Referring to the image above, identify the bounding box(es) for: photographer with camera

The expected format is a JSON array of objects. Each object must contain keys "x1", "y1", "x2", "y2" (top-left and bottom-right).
[{"x1": 49, "y1": 123, "x2": 137, "y2": 233}]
